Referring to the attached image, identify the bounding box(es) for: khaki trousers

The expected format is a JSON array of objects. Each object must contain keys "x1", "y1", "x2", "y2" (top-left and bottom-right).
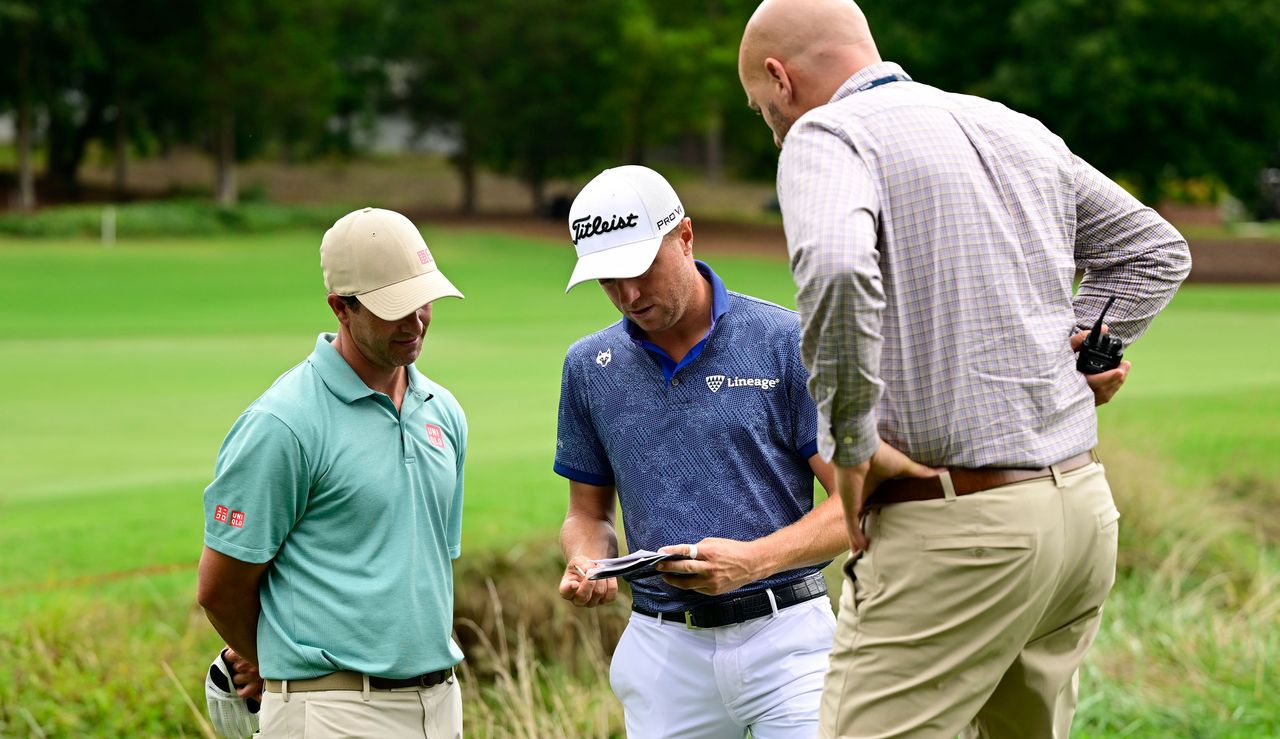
[
  {"x1": 820, "y1": 462, "x2": 1119, "y2": 739},
  {"x1": 257, "y1": 677, "x2": 462, "y2": 739}
]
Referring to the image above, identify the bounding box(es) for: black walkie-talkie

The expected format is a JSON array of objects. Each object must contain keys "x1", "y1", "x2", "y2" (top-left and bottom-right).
[{"x1": 1076, "y1": 296, "x2": 1125, "y2": 374}]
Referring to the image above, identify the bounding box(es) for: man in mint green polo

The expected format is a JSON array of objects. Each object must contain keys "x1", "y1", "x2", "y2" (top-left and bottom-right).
[{"x1": 197, "y1": 207, "x2": 467, "y2": 738}]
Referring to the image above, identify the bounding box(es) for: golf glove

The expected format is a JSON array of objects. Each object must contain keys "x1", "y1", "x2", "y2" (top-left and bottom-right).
[{"x1": 205, "y1": 650, "x2": 260, "y2": 739}]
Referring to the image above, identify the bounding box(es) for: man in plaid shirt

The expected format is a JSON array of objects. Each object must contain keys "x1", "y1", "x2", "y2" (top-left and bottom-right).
[{"x1": 739, "y1": 1, "x2": 1190, "y2": 736}]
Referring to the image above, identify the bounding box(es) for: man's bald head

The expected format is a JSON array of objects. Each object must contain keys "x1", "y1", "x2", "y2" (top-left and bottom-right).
[{"x1": 738, "y1": 0, "x2": 881, "y2": 145}]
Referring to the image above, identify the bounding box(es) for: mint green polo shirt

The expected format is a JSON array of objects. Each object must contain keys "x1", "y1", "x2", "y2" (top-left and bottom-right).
[{"x1": 203, "y1": 333, "x2": 466, "y2": 680}]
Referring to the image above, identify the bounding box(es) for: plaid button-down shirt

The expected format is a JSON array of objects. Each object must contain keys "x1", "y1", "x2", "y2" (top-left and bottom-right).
[{"x1": 777, "y1": 62, "x2": 1191, "y2": 467}]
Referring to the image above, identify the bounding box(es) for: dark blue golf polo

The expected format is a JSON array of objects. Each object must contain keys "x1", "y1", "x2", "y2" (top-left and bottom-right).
[{"x1": 554, "y1": 261, "x2": 823, "y2": 613}]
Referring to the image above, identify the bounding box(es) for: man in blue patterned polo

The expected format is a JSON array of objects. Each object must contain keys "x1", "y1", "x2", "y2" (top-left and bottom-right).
[{"x1": 553, "y1": 166, "x2": 933, "y2": 738}]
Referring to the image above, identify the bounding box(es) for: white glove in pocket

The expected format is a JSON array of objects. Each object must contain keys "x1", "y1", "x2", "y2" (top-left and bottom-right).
[{"x1": 205, "y1": 650, "x2": 260, "y2": 739}]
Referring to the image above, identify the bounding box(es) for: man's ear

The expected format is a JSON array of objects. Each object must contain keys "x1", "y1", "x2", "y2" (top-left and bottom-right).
[
  {"x1": 326, "y1": 294, "x2": 350, "y2": 325},
  {"x1": 764, "y1": 57, "x2": 793, "y2": 102},
  {"x1": 678, "y1": 217, "x2": 695, "y2": 256}
]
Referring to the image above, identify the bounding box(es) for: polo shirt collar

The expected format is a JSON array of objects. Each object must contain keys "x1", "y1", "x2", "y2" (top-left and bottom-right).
[
  {"x1": 828, "y1": 61, "x2": 912, "y2": 105},
  {"x1": 311, "y1": 333, "x2": 375, "y2": 403},
  {"x1": 622, "y1": 260, "x2": 730, "y2": 342},
  {"x1": 310, "y1": 333, "x2": 430, "y2": 404}
]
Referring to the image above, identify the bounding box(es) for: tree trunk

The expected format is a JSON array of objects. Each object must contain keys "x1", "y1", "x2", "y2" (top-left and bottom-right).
[
  {"x1": 16, "y1": 40, "x2": 36, "y2": 212},
  {"x1": 113, "y1": 99, "x2": 128, "y2": 200},
  {"x1": 215, "y1": 107, "x2": 238, "y2": 207},
  {"x1": 704, "y1": 106, "x2": 724, "y2": 183},
  {"x1": 626, "y1": 106, "x2": 647, "y2": 166},
  {"x1": 45, "y1": 88, "x2": 106, "y2": 197},
  {"x1": 457, "y1": 131, "x2": 477, "y2": 215},
  {"x1": 528, "y1": 174, "x2": 547, "y2": 216}
]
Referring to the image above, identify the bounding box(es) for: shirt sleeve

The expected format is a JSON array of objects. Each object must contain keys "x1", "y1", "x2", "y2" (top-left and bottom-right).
[
  {"x1": 552, "y1": 352, "x2": 614, "y2": 485},
  {"x1": 778, "y1": 119, "x2": 885, "y2": 467},
  {"x1": 203, "y1": 410, "x2": 310, "y2": 564},
  {"x1": 785, "y1": 324, "x2": 820, "y2": 460},
  {"x1": 1071, "y1": 155, "x2": 1192, "y2": 343},
  {"x1": 448, "y1": 408, "x2": 467, "y2": 560}
]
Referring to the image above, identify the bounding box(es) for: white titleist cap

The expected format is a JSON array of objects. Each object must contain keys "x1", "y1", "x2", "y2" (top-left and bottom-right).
[
  {"x1": 565, "y1": 165, "x2": 685, "y2": 292},
  {"x1": 321, "y1": 207, "x2": 463, "y2": 320}
]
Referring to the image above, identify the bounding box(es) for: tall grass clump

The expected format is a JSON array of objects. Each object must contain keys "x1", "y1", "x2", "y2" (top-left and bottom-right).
[
  {"x1": 1073, "y1": 447, "x2": 1278, "y2": 737},
  {"x1": 453, "y1": 549, "x2": 628, "y2": 739},
  {"x1": 0, "y1": 552, "x2": 626, "y2": 738}
]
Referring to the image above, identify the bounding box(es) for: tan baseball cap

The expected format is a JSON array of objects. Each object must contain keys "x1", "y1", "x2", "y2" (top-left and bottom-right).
[{"x1": 321, "y1": 207, "x2": 463, "y2": 320}]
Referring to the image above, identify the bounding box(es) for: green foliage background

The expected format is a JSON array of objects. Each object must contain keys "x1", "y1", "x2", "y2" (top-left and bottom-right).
[{"x1": 3, "y1": 0, "x2": 1278, "y2": 210}]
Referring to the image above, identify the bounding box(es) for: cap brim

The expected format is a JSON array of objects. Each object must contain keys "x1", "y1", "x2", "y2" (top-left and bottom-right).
[
  {"x1": 357, "y1": 270, "x2": 464, "y2": 320},
  {"x1": 565, "y1": 237, "x2": 662, "y2": 292}
]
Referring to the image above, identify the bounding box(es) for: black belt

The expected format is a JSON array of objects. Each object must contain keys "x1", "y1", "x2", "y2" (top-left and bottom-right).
[{"x1": 632, "y1": 573, "x2": 827, "y2": 629}]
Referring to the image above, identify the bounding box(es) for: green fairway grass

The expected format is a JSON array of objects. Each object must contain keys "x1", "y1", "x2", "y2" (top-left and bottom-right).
[{"x1": 1, "y1": 230, "x2": 1277, "y2": 736}]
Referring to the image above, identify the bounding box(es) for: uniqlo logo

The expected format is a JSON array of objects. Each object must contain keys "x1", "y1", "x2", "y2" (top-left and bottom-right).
[
  {"x1": 214, "y1": 505, "x2": 229, "y2": 524},
  {"x1": 417, "y1": 249, "x2": 431, "y2": 265},
  {"x1": 425, "y1": 424, "x2": 446, "y2": 449},
  {"x1": 229, "y1": 510, "x2": 246, "y2": 528}
]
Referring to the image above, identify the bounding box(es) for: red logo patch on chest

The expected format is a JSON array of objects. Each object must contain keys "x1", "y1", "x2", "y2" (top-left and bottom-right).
[
  {"x1": 425, "y1": 424, "x2": 446, "y2": 448},
  {"x1": 214, "y1": 505, "x2": 229, "y2": 523}
]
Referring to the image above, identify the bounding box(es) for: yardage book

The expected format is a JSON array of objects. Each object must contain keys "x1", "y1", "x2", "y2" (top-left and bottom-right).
[{"x1": 586, "y1": 550, "x2": 689, "y2": 581}]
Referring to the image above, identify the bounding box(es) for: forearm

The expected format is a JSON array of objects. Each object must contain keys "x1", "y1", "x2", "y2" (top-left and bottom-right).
[
  {"x1": 197, "y1": 546, "x2": 268, "y2": 667},
  {"x1": 748, "y1": 493, "x2": 848, "y2": 578},
  {"x1": 202, "y1": 596, "x2": 262, "y2": 667},
  {"x1": 1072, "y1": 157, "x2": 1192, "y2": 343},
  {"x1": 559, "y1": 513, "x2": 618, "y2": 561}
]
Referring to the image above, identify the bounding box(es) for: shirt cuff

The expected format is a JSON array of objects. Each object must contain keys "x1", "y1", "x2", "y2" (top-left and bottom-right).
[
  {"x1": 553, "y1": 461, "x2": 614, "y2": 487},
  {"x1": 818, "y1": 414, "x2": 880, "y2": 467},
  {"x1": 204, "y1": 531, "x2": 276, "y2": 564}
]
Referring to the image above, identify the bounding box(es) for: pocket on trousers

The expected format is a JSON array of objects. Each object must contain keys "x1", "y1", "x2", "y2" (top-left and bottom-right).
[
  {"x1": 1098, "y1": 507, "x2": 1121, "y2": 531},
  {"x1": 921, "y1": 535, "x2": 1032, "y2": 552}
]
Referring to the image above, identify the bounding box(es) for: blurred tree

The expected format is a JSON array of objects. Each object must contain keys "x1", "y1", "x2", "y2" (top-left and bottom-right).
[
  {"x1": 90, "y1": 0, "x2": 196, "y2": 199},
  {"x1": 396, "y1": 0, "x2": 624, "y2": 214},
  {"x1": 989, "y1": 0, "x2": 1280, "y2": 210},
  {"x1": 604, "y1": 0, "x2": 715, "y2": 168},
  {"x1": 325, "y1": 0, "x2": 395, "y2": 158},
  {"x1": 392, "y1": 0, "x2": 495, "y2": 214},
  {"x1": 193, "y1": 0, "x2": 341, "y2": 206},
  {"x1": 0, "y1": 0, "x2": 41, "y2": 210}
]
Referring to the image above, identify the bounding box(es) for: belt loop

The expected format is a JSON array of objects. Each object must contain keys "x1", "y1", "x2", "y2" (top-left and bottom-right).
[
  {"x1": 656, "y1": 611, "x2": 664, "y2": 627},
  {"x1": 1091, "y1": 447, "x2": 1102, "y2": 465},
  {"x1": 281, "y1": 679, "x2": 290, "y2": 703},
  {"x1": 1050, "y1": 463, "x2": 1066, "y2": 488},
  {"x1": 939, "y1": 470, "x2": 958, "y2": 501},
  {"x1": 361, "y1": 673, "x2": 371, "y2": 702},
  {"x1": 764, "y1": 588, "x2": 780, "y2": 617}
]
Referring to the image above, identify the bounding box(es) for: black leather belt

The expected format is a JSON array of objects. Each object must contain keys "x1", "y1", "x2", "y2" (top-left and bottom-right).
[{"x1": 632, "y1": 572, "x2": 827, "y2": 629}]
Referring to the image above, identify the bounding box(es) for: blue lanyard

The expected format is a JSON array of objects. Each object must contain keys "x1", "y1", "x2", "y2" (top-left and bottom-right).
[{"x1": 853, "y1": 75, "x2": 904, "y2": 93}]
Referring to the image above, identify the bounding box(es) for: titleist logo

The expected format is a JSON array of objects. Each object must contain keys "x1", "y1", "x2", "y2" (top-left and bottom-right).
[{"x1": 572, "y1": 213, "x2": 639, "y2": 244}]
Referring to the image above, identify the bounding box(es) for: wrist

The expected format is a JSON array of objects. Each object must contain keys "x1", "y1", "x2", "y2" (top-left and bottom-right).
[{"x1": 745, "y1": 538, "x2": 777, "y2": 582}]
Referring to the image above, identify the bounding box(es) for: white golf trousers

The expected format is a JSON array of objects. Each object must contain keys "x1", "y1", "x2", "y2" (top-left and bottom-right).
[{"x1": 609, "y1": 595, "x2": 836, "y2": 738}]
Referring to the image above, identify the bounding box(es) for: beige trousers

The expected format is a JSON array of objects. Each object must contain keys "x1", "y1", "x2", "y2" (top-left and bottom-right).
[
  {"x1": 257, "y1": 677, "x2": 462, "y2": 739},
  {"x1": 820, "y1": 462, "x2": 1119, "y2": 739}
]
